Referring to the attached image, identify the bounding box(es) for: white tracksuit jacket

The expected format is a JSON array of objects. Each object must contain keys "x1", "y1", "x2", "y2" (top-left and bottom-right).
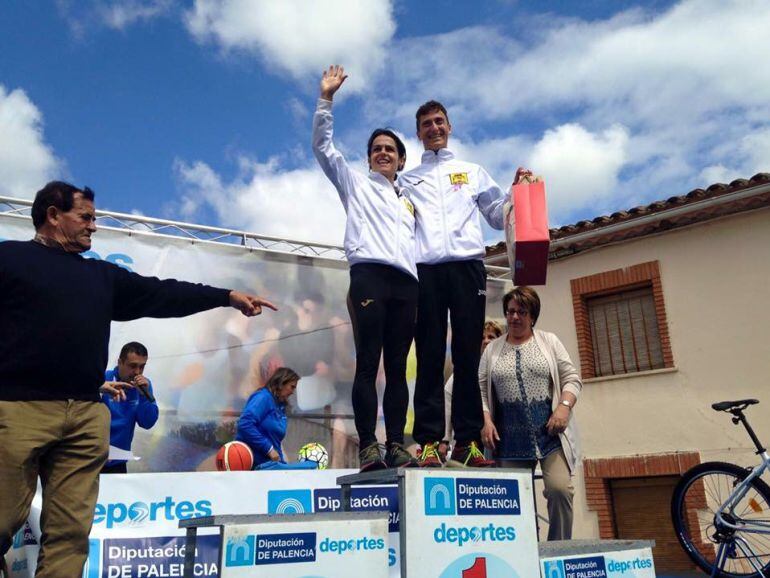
[
  {"x1": 399, "y1": 149, "x2": 506, "y2": 265},
  {"x1": 312, "y1": 99, "x2": 417, "y2": 279}
]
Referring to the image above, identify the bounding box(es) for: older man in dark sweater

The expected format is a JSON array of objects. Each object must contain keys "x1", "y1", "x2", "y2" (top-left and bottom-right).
[{"x1": 0, "y1": 181, "x2": 276, "y2": 577}]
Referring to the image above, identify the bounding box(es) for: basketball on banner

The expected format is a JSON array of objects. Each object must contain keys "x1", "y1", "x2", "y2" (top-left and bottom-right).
[
  {"x1": 298, "y1": 442, "x2": 329, "y2": 470},
  {"x1": 216, "y1": 441, "x2": 254, "y2": 471}
]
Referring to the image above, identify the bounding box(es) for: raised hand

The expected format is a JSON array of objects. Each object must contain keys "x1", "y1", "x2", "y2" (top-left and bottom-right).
[{"x1": 320, "y1": 65, "x2": 348, "y2": 101}]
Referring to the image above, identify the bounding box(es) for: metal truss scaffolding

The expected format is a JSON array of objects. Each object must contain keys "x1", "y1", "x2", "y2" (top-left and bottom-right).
[
  {"x1": 0, "y1": 195, "x2": 513, "y2": 277},
  {"x1": 0, "y1": 195, "x2": 347, "y2": 261}
]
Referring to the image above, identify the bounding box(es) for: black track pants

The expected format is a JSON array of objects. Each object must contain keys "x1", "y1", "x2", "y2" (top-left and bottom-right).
[
  {"x1": 413, "y1": 259, "x2": 486, "y2": 445},
  {"x1": 348, "y1": 263, "x2": 418, "y2": 449}
]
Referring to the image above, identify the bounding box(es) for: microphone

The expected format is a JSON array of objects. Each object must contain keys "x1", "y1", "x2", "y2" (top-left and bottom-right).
[{"x1": 135, "y1": 382, "x2": 155, "y2": 403}]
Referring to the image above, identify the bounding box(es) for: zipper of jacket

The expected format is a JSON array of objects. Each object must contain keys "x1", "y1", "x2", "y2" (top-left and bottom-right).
[
  {"x1": 436, "y1": 154, "x2": 449, "y2": 258},
  {"x1": 392, "y1": 184, "x2": 401, "y2": 265}
]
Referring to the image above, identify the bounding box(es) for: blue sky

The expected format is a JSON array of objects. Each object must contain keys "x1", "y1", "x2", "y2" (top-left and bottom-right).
[{"x1": 1, "y1": 0, "x2": 768, "y2": 246}]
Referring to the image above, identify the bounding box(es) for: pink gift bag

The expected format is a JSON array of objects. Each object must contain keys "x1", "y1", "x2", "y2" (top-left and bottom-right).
[{"x1": 504, "y1": 178, "x2": 550, "y2": 285}]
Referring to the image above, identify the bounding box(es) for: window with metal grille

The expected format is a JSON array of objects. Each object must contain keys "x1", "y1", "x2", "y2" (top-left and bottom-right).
[{"x1": 587, "y1": 286, "x2": 665, "y2": 377}]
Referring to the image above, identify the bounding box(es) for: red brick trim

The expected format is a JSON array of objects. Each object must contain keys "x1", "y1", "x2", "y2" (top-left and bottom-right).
[
  {"x1": 583, "y1": 452, "x2": 701, "y2": 539},
  {"x1": 570, "y1": 261, "x2": 674, "y2": 378}
]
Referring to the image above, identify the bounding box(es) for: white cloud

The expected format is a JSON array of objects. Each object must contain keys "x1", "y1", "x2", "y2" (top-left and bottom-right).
[
  {"x1": 366, "y1": 0, "x2": 770, "y2": 219},
  {"x1": 99, "y1": 0, "x2": 173, "y2": 29},
  {"x1": 184, "y1": 0, "x2": 396, "y2": 92},
  {"x1": 361, "y1": 25, "x2": 519, "y2": 130},
  {"x1": 285, "y1": 97, "x2": 311, "y2": 133},
  {"x1": 699, "y1": 127, "x2": 770, "y2": 185},
  {"x1": 56, "y1": 0, "x2": 173, "y2": 33},
  {"x1": 173, "y1": 0, "x2": 770, "y2": 240},
  {"x1": 174, "y1": 155, "x2": 348, "y2": 246},
  {"x1": 698, "y1": 164, "x2": 734, "y2": 186},
  {"x1": 529, "y1": 123, "x2": 630, "y2": 223},
  {"x1": 0, "y1": 86, "x2": 61, "y2": 199},
  {"x1": 741, "y1": 129, "x2": 770, "y2": 176},
  {"x1": 432, "y1": 0, "x2": 770, "y2": 127}
]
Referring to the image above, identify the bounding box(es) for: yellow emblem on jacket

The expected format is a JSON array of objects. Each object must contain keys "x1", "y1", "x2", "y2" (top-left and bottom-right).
[
  {"x1": 401, "y1": 196, "x2": 415, "y2": 216},
  {"x1": 449, "y1": 172, "x2": 469, "y2": 185}
]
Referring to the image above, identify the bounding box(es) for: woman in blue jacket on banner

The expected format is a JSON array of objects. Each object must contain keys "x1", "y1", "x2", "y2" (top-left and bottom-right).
[
  {"x1": 236, "y1": 367, "x2": 317, "y2": 470},
  {"x1": 312, "y1": 65, "x2": 419, "y2": 472}
]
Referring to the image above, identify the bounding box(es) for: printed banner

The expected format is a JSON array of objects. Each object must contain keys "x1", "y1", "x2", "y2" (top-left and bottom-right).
[
  {"x1": 402, "y1": 469, "x2": 540, "y2": 578},
  {"x1": 541, "y1": 547, "x2": 656, "y2": 578},
  {"x1": 0, "y1": 214, "x2": 511, "y2": 473},
  {"x1": 5, "y1": 470, "x2": 404, "y2": 578},
  {"x1": 95, "y1": 535, "x2": 221, "y2": 578},
  {"x1": 220, "y1": 514, "x2": 389, "y2": 578}
]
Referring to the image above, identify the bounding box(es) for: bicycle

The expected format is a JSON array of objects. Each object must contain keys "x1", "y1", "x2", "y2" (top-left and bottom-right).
[{"x1": 671, "y1": 399, "x2": 770, "y2": 577}]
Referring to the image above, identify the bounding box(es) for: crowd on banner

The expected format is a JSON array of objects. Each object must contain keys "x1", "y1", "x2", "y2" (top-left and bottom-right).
[{"x1": 0, "y1": 63, "x2": 582, "y2": 577}]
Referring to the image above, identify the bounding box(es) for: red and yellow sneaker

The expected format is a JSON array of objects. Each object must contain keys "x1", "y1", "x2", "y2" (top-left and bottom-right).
[
  {"x1": 446, "y1": 441, "x2": 495, "y2": 468},
  {"x1": 417, "y1": 442, "x2": 444, "y2": 468}
]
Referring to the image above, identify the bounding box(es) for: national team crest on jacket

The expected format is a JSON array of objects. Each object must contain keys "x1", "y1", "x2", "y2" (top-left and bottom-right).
[
  {"x1": 449, "y1": 172, "x2": 469, "y2": 185},
  {"x1": 401, "y1": 196, "x2": 415, "y2": 216}
]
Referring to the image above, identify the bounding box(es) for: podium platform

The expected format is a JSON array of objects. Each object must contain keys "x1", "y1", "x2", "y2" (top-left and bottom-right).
[
  {"x1": 539, "y1": 539, "x2": 656, "y2": 558},
  {"x1": 338, "y1": 467, "x2": 541, "y2": 578},
  {"x1": 171, "y1": 470, "x2": 658, "y2": 578},
  {"x1": 179, "y1": 511, "x2": 390, "y2": 578},
  {"x1": 337, "y1": 468, "x2": 403, "y2": 509},
  {"x1": 5, "y1": 469, "x2": 658, "y2": 578},
  {"x1": 337, "y1": 469, "x2": 658, "y2": 578},
  {"x1": 540, "y1": 539, "x2": 657, "y2": 578}
]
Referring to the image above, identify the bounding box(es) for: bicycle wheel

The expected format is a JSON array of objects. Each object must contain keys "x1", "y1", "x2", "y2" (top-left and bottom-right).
[{"x1": 672, "y1": 461, "x2": 770, "y2": 577}]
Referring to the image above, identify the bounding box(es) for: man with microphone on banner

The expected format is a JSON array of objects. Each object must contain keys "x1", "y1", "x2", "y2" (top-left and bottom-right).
[{"x1": 100, "y1": 341, "x2": 158, "y2": 474}]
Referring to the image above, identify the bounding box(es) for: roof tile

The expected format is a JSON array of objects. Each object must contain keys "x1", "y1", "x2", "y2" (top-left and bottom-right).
[
  {"x1": 486, "y1": 173, "x2": 770, "y2": 258},
  {"x1": 548, "y1": 172, "x2": 770, "y2": 241}
]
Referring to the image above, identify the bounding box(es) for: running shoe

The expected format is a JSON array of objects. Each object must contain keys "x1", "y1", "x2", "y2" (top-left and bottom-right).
[
  {"x1": 417, "y1": 442, "x2": 444, "y2": 468},
  {"x1": 446, "y1": 441, "x2": 495, "y2": 468},
  {"x1": 358, "y1": 442, "x2": 387, "y2": 473},
  {"x1": 385, "y1": 442, "x2": 419, "y2": 468}
]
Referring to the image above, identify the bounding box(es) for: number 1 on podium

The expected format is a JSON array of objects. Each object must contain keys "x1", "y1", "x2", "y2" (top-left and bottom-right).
[{"x1": 462, "y1": 557, "x2": 487, "y2": 578}]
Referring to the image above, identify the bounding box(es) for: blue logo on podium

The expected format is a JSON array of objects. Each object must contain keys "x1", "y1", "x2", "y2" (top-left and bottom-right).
[
  {"x1": 424, "y1": 478, "x2": 456, "y2": 515},
  {"x1": 225, "y1": 535, "x2": 255, "y2": 567},
  {"x1": 268, "y1": 489, "x2": 313, "y2": 514},
  {"x1": 544, "y1": 560, "x2": 566, "y2": 578}
]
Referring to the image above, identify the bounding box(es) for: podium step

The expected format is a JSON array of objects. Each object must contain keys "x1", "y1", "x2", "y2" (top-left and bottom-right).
[
  {"x1": 539, "y1": 539, "x2": 655, "y2": 557},
  {"x1": 540, "y1": 539, "x2": 657, "y2": 578},
  {"x1": 336, "y1": 468, "x2": 404, "y2": 487}
]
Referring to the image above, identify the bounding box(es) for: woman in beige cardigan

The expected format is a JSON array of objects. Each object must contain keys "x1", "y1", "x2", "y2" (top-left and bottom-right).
[{"x1": 479, "y1": 286, "x2": 582, "y2": 540}]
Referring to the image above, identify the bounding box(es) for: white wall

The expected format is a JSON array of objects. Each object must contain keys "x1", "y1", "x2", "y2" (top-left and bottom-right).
[{"x1": 524, "y1": 207, "x2": 770, "y2": 538}]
